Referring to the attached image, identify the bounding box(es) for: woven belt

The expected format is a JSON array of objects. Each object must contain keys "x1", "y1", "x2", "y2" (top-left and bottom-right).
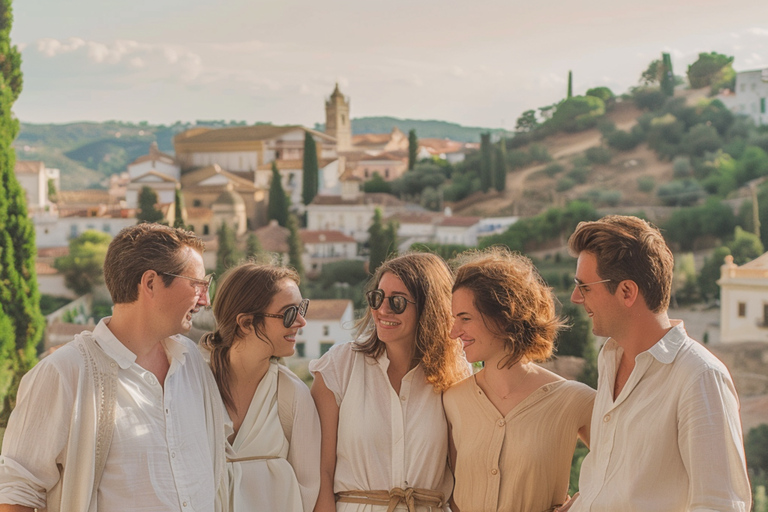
[{"x1": 336, "y1": 487, "x2": 444, "y2": 512}]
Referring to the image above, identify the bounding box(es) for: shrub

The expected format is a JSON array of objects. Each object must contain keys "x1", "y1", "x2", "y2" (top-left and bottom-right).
[
  {"x1": 585, "y1": 147, "x2": 612, "y2": 165},
  {"x1": 673, "y1": 156, "x2": 693, "y2": 178},
  {"x1": 568, "y1": 166, "x2": 591, "y2": 184},
  {"x1": 632, "y1": 86, "x2": 667, "y2": 111},
  {"x1": 529, "y1": 144, "x2": 551, "y2": 163},
  {"x1": 681, "y1": 123, "x2": 723, "y2": 157},
  {"x1": 548, "y1": 96, "x2": 606, "y2": 133},
  {"x1": 586, "y1": 87, "x2": 616, "y2": 110},
  {"x1": 363, "y1": 172, "x2": 392, "y2": 193},
  {"x1": 606, "y1": 129, "x2": 641, "y2": 151},
  {"x1": 556, "y1": 177, "x2": 576, "y2": 192},
  {"x1": 507, "y1": 149, "x2": 533, "y2": 169},
  {"x1": 544, "y1": 163, "x2": 565, "y2": 177},
  {"x1": 637, "y1": 176, "x2": 655, "y2": 192},
  {"x1": 656, "y1": 179, "x2": 705, "y2": 206},
  {"x1": 580, "y1": 188, "x2": 622, "y2": 206}
]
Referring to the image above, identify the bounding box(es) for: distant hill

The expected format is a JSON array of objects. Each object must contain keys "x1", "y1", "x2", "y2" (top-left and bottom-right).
[{"x1": 316, "y1": 117, "x2": 506, "y2": 143}]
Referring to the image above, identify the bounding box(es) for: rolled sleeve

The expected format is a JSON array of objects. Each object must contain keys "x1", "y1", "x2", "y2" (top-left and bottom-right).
[
  {"x1": 0, "y1": 359, "x2": 75, "y2": 508},
  {"x1": 679, "y1": 367, "x2": 751, "y2": 512}
]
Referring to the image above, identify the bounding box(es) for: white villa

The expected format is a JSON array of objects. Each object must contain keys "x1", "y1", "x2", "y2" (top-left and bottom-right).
[{"x1": 719, "y1": 252, "x2": 768, "y2": 343}]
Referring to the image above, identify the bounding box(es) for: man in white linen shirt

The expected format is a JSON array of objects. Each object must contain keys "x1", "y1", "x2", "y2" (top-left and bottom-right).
[
  {"x1": 558, "y1": 215, "x2": 751, "y2": 512},
  {"x1": 0, "y1": 223, "x2": 226, "y2": 512}
]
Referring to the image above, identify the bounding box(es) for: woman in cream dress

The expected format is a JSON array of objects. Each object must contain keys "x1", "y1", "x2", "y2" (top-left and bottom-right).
[
  {"x1": 309, "y1": 253, "x2": 470, "y2": 512},
  {"x1": 444, "y1": 248, "x2": 595, "y2": 512},
  {"x1": 202, "y1": 263, "x2": 320, "y2": 512}
]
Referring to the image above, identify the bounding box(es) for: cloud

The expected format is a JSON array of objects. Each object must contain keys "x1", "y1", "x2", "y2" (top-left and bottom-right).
[
  {"x1": 748, "y1": 28, "x2": 768, "y2": 37},
  {"x1": 37, "y1": 37, "x2": 85, "y2": 57}
]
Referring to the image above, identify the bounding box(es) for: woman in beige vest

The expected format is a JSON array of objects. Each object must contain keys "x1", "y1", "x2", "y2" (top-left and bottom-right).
[
  {"x1": 310, "y1": 253, "x2": 470, "y2": 512},
  {"x1": 202, "y1": 263, "x2": 320, "y2": 512},
  {"x1": 444, "y1": 248, "x2": 595, "y2": 512}
]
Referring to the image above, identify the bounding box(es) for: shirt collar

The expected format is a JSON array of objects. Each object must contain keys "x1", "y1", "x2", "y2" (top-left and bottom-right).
[
  {"x1": 646, "y1": 320, "x2": 687, "y2": 364},
  {"x1": 93, "y1": 317, "x2": 189, "y2": 370}
]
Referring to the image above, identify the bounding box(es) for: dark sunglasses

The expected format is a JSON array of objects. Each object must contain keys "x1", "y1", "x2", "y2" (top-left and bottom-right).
[
  {"x1": 260, "y1": 298, "x2": 310, "y2": 328},
  {"x1": 366, "y1": 289, "x2": 416, "y2": 314}
]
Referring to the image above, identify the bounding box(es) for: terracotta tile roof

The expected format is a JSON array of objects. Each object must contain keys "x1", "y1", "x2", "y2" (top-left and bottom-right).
[
  {"x1": 130, "y1": 170, "x2": 179, "y2": 184},
  {"x1": 129, "y1": 153, "x2": 177, "y2": 167},
  {"x1": 187, "y1": 207, "x2": 213, "y2": 221},
  {"x1": 439, "y1": 216, "x2": 482, "y2": 227},
  {"x1": 352, "y1": 133, "x2": 391, "y2": 145},
  {"x1": 37, "y1": 246, "x2": 70, "y2": 258},
  {"x1": 254, "y1": 221, "x2": 289, "y2": 253},
  {"x1": 418, "y1": 138, "x2": 465, "y2": 154},
  {"x1": 257, "y1": 158, "x2": 338, "y2": 171},
  {"x1": 35, "y1": 261, "x2": 58, "y2": 275},
  {"x1": 58, "y1": 190, "x2": 116, "y2": 205},
  {"x1": 310, "y1": 193, "x2": 405, "y2": 207},
  {"x1": 180, "y1": 164, "x2": 260, "y2": 191},
  {"x1": 300, "y1": 230, "x2": 356, "y2": 244},
  {"x1": 356, "y1": 153, "x2": 406, "y2": 162},
  {"x1": 386, "y1": 212, "x2": 443, "y2": 224},
  {"x1": 741, "y1": 251, "x2": 768, "y2": 269},
  {"x1": 305, "y1": 299, "x2": 352, "y2": 320},
  {"x1": 14, "y1": 160, "x2": 44, "y2": 174},
  {"x1": 176, "y1": 125, "x2": 337, "y2": 145}
]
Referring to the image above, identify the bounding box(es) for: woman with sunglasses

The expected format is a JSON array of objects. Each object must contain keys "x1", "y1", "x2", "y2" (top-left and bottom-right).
[
  {"x1": 443, "y1": 247, "x2": 594, "y2": 512},
  {"x1": 202, "y1": 262, "x2": 320, "y2": 512},
  {"x1": 309, "y1": 252, "x2": 470, "y2": 512}
]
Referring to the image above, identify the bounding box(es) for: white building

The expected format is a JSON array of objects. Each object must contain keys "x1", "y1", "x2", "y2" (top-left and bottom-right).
[
  {"x1": 294, "y1": 299, "x2": 355, "y2": 359},
  {"x1": 125, "y1": 142, "x2": 181, "y2": 209},
  {"x1": 719, "y1": 252, "x2": 768, "y2": 343},
  {"x1": 435, "y1": 215, "x2": 482, "y2": 246},
  {"x1": 300, "y1": 229, "x2": 359, "y2": 275},
  {"x1": 720, "y1": 68, "x2": 768, "y2": 126},
  {"x1": 14, "y1": 160, "x2": 60, "y2": 213}
]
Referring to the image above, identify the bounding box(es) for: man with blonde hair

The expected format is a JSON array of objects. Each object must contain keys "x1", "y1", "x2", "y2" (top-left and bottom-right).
[
  {"x1": 561, "y1": 215, "x2": 751, "y2": 512},
  {"x1": 0, "y1": 223, "x2": 225, "y2": 512}
]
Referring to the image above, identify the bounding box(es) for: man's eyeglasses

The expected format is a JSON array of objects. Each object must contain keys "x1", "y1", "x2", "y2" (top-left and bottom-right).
[
  {"x1": 366, "y1": 289, "x2": 416, "y2": 315},
  {"x1": 161, "y1": 272, "x2": 214, "y2": 296},
  {"x1": 573, "y1": 278, "x2": 611, "y2": 300},
  {"x1": 260, "y1": 298, "x2": 310, "y2": 328}
]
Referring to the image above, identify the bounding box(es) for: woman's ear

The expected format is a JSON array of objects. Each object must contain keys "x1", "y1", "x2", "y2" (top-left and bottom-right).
[{"x1": 236, "y1": 313, "x2": 254, "y2": 334}]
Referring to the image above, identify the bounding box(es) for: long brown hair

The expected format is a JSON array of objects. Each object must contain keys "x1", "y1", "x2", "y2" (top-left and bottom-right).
[
  {"x1": 354, "y1": 252, "x2": 468, "y2": 392},
  {"x1": 452, "y1": 247, "x2": 565, "y2": 367},
  {"x1": 202, "y1": 262, "x2": 300, "y2": 413}
]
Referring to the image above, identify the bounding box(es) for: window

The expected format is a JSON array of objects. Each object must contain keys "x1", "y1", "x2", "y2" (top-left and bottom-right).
[
  {"x1": 763, "y1": 304, "x2": 768, "y2": 327},
  {"x1": 323, "y1": 325, "x2": 330, "y2": 336},
  {"x1": 385, "y1": 169, "x2": 390, "y2": 179},
  {"x1": 295, "y1": 342, "x2": 306, "y2": 358},
  {"x1": 738, "y1": 302, "x2": 746, "y2": 317},
  {"x1": 193, "y1": 199, "x2": 202, "y2": 207},
  {"x1": 762, "y1": 98, "x2": 766, "y2": 114},
  {"x1": 320, "y1": 342, "x2": 334, "y2": 355},
  {"x1": 203, "y1": 224, "x2": 210, "y2": 235}
]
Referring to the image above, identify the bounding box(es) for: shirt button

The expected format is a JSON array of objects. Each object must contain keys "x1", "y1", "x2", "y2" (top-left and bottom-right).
[
  {"x1": 165, "y1": 408, "x2": 169, "y2": 414},
  {"x1": 542, "y1": 385, "x2": 550, "y2": 392},
  {"x1": 497, "y1": 419, "x2": 505, "y2": 427},
  {"x1": 171, "y1": 451, "x2": 176, "y2": 458},
  {"x1": 400, "y1": 395, "x2": 406, "y2": 401},
  {"x1": 182, "y1": 502, "x2": 187, "y2": 507},
  {"x1": 491, "y1": 469, "x2": 498, "y2": 475},
  {"x1": 603, "y1": 414, "x2": 611, "y2": 423}
]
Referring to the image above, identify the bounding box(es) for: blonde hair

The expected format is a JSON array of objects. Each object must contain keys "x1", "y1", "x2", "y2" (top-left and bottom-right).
[
  {"x1": 452, "y1": 246, "x2": 565, "y2": 366},
  {"x1": 354, "y1": 252, "x2": 469, "y2": 392}
]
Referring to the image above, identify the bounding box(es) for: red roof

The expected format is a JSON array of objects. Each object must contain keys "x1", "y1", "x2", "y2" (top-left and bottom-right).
[{"x1": 300, "y1": 230, "x2": 356, "y2": 244}]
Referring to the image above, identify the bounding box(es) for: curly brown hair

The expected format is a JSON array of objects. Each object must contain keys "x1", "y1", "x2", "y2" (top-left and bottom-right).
[
  {"x1": 201, "y1": 262, "x2": 300, "y2": 413},
  {"x1": 354, "y1": 252, "x2": 469, "y2": 392},
  {"x1": 452, "y1": 247, "x2": 565, "y2": 367}
]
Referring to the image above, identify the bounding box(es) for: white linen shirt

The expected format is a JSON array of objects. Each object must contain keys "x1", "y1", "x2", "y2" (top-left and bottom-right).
[
  {"x1": 0, "y1": 318, "x2": 216, "y2": 512},
  {"x1": 572, "y1": 321, "x2": 751, "y2": 512}
]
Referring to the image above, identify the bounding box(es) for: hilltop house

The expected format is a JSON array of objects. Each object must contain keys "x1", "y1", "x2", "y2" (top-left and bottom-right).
[
  {"x1": 294, "y1": 299, "x2": 355, "y2": 359},
  {"x1": 720, "y1": 68, "x2": 768, "y2": 127},
  {"x1": 719, "y1": 252, "x2": 768, "y2": 343},
  {"x1": 125, "y1": 142, "x2": 181, "y2": 209}
]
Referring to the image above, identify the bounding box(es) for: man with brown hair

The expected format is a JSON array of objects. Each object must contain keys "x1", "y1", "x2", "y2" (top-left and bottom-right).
[
  {"x1": 561, "y1": 215, "x2": 751, "y2": 512},
  {"x1": 0, "y1": 223, "x2": 225, "y2": 512}
]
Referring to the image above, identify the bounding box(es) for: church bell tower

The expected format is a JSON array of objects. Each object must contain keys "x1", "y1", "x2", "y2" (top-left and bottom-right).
[{"x1": 325, "y1": 83, "x2": 352, "y2": 152}]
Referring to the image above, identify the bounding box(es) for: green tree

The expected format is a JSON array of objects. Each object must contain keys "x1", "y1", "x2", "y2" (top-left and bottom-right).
[
  {"x1": 585, "y1": 87, "x2": 615, "y2": 110},
  {"x1": 493, "y1": 138, "x2": 507, "y2": 193},
  {"x1": 660, "y1": 52, "x2": 675, "y2": 96},
  {"x1": 173, "y1": 187, "x2": 186, "y2": 229},
  {"x1": 697, "y1": 246, "x2": 731, "y2": 302},
  {"x1": 480, "y1": 132, "x2": 492, "y2": 192},
  {"x1": 245, "y1": 232, "x2": 263, "y2": 260},
  {"x1": 640, "y1": 58, "x2": 661, "y2": 85},
  {"x1": 0, "y1": 0, "x2": 44, "y2": 427},
  {"x1": 286, "y1": 213, "x2": 304, "y2": 281},
  {"x1": 729, "y1": 226, "x2": 764, "y2": 265},
  {"x1": 548, "y1": 96, "x2": 605, "y2": 133},
  {"x1": 302, "y1": 131, "x2": 319, "y2": 206},
  {"x1": 267, "y1": 161, "x2": 289, "y2": 227},
  {"x1": 687, "y1": 52, "x2": 735, "y2": 89},
  {"x1": 368, "y1": 208, "x2": 395, "y2": 275},
  {"x1": 408, "y1": 129, "x2": 418, "y2": 171},
  {"x1": 567, "y1": 70, "x2": 573, "y2": 99},
  {"x1": 215, "y1": 222, "x2": 240, "y2": 278},
  {"x1": 53, "y1": 230, "x2": 112, "y2": 296},
  {"x1": 362, "y1": 172, "x2": 392, "y2": 194},
  {"x1": 137, "y1": 186, "x2": 164, "y2": 224},
  {"x1": 515, "y1": 110, "x2": 539, "y2": 133}
]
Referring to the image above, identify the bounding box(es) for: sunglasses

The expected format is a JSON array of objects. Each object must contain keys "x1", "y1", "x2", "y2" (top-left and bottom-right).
[
  {"x1": 260, "y1": 298, "x2": 310, "y2": 328},
  {"x1": 366, "y1": 289, "x2": 416, "y2": 314}
]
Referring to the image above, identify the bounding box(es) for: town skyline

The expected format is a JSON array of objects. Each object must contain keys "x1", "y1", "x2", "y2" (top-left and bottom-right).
[{"x1": 10, "y1": 0, "x2": 768, "y2": 130}]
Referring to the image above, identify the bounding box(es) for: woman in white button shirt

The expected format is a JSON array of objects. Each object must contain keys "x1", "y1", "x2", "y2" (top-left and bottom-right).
[
  {"x1": 309, "y1": 252, "x2": 470, "y2": 512},
  {"x1": 202, "y1": 262, "x2": 320, "y2": 512},
  {"x1": 443, "y1": 247, "x2": 595, "y2": 512}
]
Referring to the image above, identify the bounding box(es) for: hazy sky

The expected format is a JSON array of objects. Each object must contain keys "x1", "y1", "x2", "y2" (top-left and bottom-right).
[{"x1": 10, "y1": 0, "x2": 768, "y2": 129}]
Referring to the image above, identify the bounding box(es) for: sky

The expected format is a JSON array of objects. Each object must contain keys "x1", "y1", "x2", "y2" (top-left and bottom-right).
[{"x1": 10, "y1": 0, "x2": 768, "y2": 130}]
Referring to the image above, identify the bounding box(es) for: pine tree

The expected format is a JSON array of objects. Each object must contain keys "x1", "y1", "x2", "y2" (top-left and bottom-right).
[
  {"x1": 268, "y1": 161, "x2": 289, "y2": 227},
  {"x1": 137, "y1": 186, "x2": 164, "y2": 224},
  {"x1": 567, "y1": 70, "x2": 573, "y2": 99},
  {"x1": 173, "y1": 187, "x2": 186, "y2": 229},
  {"x1": 408, "y1": 129, "x2": 418, "y2": 170},
  {"x1": 480, "y1": 133, "x2": 493, "y2": 193},
  {"x1": 493, "y1": 138, "x2": 507, "y2": 192},
  {"x1": 0, "y1": 0, "x2": 44, "y2": 426},
  {"x1": 286, "y1": 214, "x2": 305, "y2": 281},
  {"x1": 216, "y1": 222, "x2": 240, "y2": 278},
  {"x1": 245, "y1": 232, "x2": 263, "y2": 260},
  {"x1": 302, "y1": 131, "x2": 319, "y2": 206}
]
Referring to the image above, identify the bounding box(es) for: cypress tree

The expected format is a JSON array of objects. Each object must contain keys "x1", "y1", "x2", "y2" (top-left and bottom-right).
[
  {"x1": 302, "y1": 131, "x2": 319, "y2": 206},
  {"x1": 493, "y1": 138, "x2": 507, "y2": 192},
  {"x1": 245, "y1": 232, "x2": 264, "y2": 260},
  {"x1": 480, "y1": 133, "x2": 493, "y2": 192},
  {"x1": 368, "y1": 208, "x2": 387, "y2": 274},
  {"x1": 661, "y1": 52, "x2": 675, "y2": 97},
  {"x1": 286, "y1": 214, "x2": 305, "y2": 281},
  {"x1": 216, "y1": 221, "x2": 240, "y2": 278},
  {"x1": 0, "y1": 0, "x2": 44, "y2": 426},
  {"x1": 567, "y1": 70, "x2": 573, "y2": 99},
  {"x1": 408, "y1": 129, "x2": 418, "y2": 170},
  {"x1": 173, "y1": 187, "x2": 186, "y2": 229},
  {"x1": 267, "y1": 161, "x2": 289, "y2": 226},
  {"x1": 137, "y1": 186, "x2": 164, "y2": 224},
  {"x1": 384, "y1": 219, "x2": 399, "y2": 260}
]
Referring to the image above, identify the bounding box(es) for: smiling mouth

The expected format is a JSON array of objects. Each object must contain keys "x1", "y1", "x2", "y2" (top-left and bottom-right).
[
  {"x1": 461, "y1": 338, "x2": 474, "y2": 349},
  {"x1": 379, "y1": 319, "x2": 400, "y2": 327}
]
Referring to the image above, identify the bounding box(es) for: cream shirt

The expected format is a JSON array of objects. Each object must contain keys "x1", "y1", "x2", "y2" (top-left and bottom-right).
[
  {"x1": 571, "y1": 321, "x2": 751, "y2": 512},
  {"x1": 444, "y1": 376, "x2": 594, "y2": 512},
  {"x1": 0, "y1": 318, "x2": 218, "y2": 512},
  {"x1": 309, "y1": 342, "x2": 453, "y2": 511}
]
